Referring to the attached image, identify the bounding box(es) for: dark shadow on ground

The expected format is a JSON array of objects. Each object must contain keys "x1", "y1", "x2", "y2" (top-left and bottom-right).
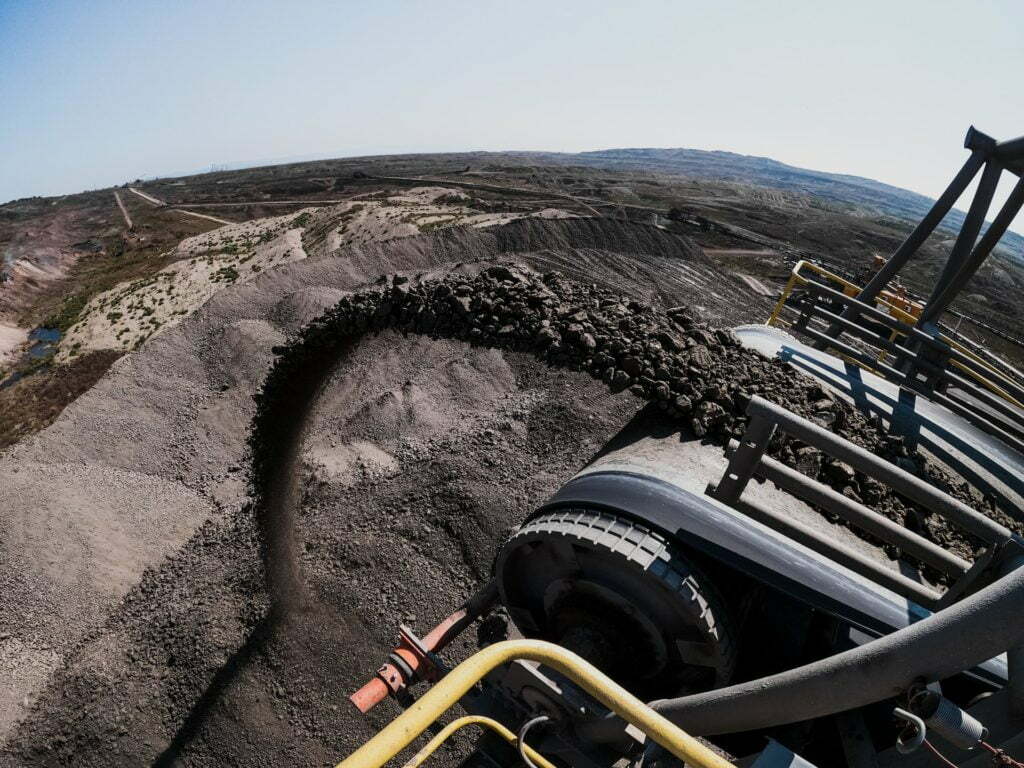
[{"x1": 151, "y1": 614, "x2": 279, "y2": 768}]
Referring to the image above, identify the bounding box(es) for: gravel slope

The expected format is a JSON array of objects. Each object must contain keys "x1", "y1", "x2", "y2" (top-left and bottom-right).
[{"x1": 1, "y1": 218, "x2": 769, "y2": 765}]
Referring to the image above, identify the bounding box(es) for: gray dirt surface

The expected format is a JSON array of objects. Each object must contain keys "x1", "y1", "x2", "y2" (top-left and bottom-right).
[
  {"x1": 0, "y1": 218, "x2": 1007, "y2": 766},
  {"x1": 0, "y1": 219, "x2": 762, "y2": 765}
]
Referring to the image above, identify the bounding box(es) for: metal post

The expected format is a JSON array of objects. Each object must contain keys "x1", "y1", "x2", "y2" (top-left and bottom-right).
[
  {"x1": 994, "y1": 133, "x2": 1024, "y2": 170},
  {"x1": 744, "y1": 397, "x2": 1012, "y2": 544},
  {"x1": 851, "y1": 148, "x2": 987, "y2": 306},
  {"x1": 723, "y1": 440, "x2": 970, "y2": 577},
  {"x1": 920, "y1": 159, "x2": 1004, "y2": 324},
  {"x1": 708, "y1": 415, "x2": 775, "y2": 504},
  {"x1": 925, "y1": 175, "x2": 1024, "y2": 323}
]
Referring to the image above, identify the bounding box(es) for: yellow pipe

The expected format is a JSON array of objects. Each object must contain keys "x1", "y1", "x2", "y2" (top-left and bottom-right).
[
  {"x1": 766, "y1": 270, "x2": 802, "y2": 328},
  {"x1": 948, "y1": 358, "x2": 1024, "y2": 408},
  {"x1": 335, "y1": 639, "x2": 733, "y2": 768},
  {"x1": 399, "y1": 715, "x2": 557, "y2": 768},
  {"x1": 940, "y1": 335, "x2": 1024, "y2": 408}
]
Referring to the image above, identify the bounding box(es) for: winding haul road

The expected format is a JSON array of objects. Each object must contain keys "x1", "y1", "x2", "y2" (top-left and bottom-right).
[{"x1": 127, "y1": 187, "x2": 233, "y2": 226}]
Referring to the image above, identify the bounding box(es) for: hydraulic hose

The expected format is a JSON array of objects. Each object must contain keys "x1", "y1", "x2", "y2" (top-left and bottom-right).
[{"x1": 578, "y1": 559, "x2": 1024, "y2": 742}]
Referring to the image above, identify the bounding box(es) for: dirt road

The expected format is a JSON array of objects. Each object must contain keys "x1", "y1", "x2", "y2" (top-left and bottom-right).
[
  {"x1": 736, "y1": 273, "x2": 775, "y2": 297},
  {"x1": 704, "y1": 248, "x2": 779, "y2": 258},
  {"x1": 128, "y1": 186, "x2": 163, "y2": 206},
  {"x1": 113, "y1": 191, "x2": 133, "y2": 230},
  {"x1": 172, "y1": 209, "x2": 233, "y2": 225},
  {"x1": 128, "y1": 186, "x2": 232, "y2": 226},
  {"x1": 171, "y1": 199, "x2": 347, "y2": 207}
]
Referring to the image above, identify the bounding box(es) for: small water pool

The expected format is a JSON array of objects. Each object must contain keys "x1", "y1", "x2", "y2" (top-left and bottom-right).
[
  {"x1": 0, "y1": 327, "x2": 62, "y2": 389},
  {"x1": 27, "y1": 327, "x2": 61, "y2": 359}
]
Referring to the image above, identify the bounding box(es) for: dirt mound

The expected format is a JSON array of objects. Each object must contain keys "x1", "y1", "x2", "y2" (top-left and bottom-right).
[
  {"x1": 55, "y1": 191, "x2": 578, "y2": 365},
  {"x1": 0, "y1": 324, "x2": 27, "y2": 371},
  {"x1": 302, "y1": 186, "x2": 574, "y2": 258},
  {"x1": 56, "y1": 211, "x2": 312, "y2": 361}
]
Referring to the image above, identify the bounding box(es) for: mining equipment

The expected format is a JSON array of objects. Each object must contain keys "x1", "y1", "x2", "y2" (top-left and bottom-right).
[{"x1": 338, "y1": 127, "x2": 1024, "y2": 768}]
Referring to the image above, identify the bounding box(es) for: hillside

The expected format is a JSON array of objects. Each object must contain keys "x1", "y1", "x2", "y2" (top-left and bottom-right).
[
  {"x1": 520, "y1": 147, "x2": 1024, "y2": 259},
  {"x1": 0, "y1": 149, "x2": 1022, "y2": 767}
]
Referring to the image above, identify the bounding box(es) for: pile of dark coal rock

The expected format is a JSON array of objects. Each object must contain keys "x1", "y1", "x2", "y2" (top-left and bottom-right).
[{"x1": 252, "y1": 264, "x2": 1018, "y2": 571}]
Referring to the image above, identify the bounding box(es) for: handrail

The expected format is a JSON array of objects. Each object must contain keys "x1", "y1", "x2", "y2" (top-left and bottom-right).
[
  {"x1": 397, "y1": 715, "x2": 557, "y2": 768},
  {"x1": 745, "y1": 397, "x2": 1012, "y2": 544},
  {"x1": 335, "y1": 639, "x2": 734, "y2": 768},
  {"x1": 766, "y1": 260, "x2": 1024, "y2": 411}
]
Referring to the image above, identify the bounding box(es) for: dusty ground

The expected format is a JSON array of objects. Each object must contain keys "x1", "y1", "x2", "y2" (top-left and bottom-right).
[
  {"x1": 0, "y1": 324, "x2": 26, "y2": 369},
  {"x1": 0, "y1": 218, "x2": 771, "y2": 766}
]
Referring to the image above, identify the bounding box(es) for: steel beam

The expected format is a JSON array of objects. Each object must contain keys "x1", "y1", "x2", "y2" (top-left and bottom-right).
[
  {"x1": 921, "y1": 160, "x2": 1004, "y2": 324},
  {"x1": 722, "y1": 492, "x2": 942, "y2": 608},
  {"x1": 926, "y1": 175, "x2": 1024, "y2": 322},
  {"x1": 797, "y1": 304, "x2": 1024, "y2": 441},
  {"x1": 819, "y1": 127, "x2": 996, "y2": 344},
  {"x1": 724, "y1": 440, "x2": 970, "y2": 577},
  {"x1": 799, "y1": 280, "x2": 1024, "y2": 408},
  {"x1": 1001, "y1": 555, "x2": 1024, "y2": 717},
  {"x1": 709, "y1": 416, "x2": 775, "y2": 504},
  {"x1": 845, "y1": 149, "x2": 987, "y2": 310},
  {"x1": 995, "y1": 133, "x2": 1024, "y2": 174}
]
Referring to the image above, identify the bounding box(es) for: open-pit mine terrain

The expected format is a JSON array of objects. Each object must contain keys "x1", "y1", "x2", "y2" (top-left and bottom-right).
[{"x1": 1, "y1": 148, "x2": 1023, "y2": 767}]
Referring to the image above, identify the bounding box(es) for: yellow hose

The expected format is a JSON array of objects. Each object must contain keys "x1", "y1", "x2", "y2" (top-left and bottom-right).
[
  {"x1": 398, "y1": 715, "x2": 556, "y2": 768},
  {"x1": 336, "y1": 639, "x2": 732, "y2": 768}
]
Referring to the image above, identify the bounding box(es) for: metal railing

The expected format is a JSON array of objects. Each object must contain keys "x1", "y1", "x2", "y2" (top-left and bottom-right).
[
  {"x1": 766, "y1": 260, "x2": 923, "y2": 331},
  {"x1": 766, "y1": 261, "x2": 1024, "y2": 454},
  {"x1": 705, "y1": 396, "x2": 1024, "y2": 726},
  {"x1": 397, "y1": 715, "x2": 557, "y2": 768},
  {"x1": 335, "y1": 639, "x2": 734, "y2": 768},
  {"x1": 707, "y1": 397, "x2": 1018, "y2": 611}
]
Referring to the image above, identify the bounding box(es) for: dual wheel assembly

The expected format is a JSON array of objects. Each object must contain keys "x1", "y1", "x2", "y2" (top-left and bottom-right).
[{"x1": 495, "y1": 507, "x2": 737, "y2": 701}]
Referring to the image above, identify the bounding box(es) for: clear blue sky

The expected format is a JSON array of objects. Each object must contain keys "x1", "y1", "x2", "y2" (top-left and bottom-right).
[{"x1": 2, "y1": 0, "x2": 1022, "y2": 221}]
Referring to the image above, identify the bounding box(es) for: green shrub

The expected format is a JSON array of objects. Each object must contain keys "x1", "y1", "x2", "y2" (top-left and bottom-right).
[{"x1": 42, "y1": 294, "x2": 88, "y2": 332}]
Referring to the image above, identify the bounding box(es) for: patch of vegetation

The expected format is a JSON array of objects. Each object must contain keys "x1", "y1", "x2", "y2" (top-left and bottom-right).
[
  {"x1": 417, "y1": 217, "x2": 456, "y2": 233},
  {"x1": 42, "y1": 294, "x2": 88, "y2": 332},
  {"x1": 293, "y1": 212, "x2": 311, "y2": 228},
  {"x1": 213, "y1": 265, "x2": 240, "y2": 283},
  {"x1": 434, "y1": 193, "x2": 468, "y2": 206},
  {"x1": 0, "y1": 350, "x2": 123, "y2": 450}
]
